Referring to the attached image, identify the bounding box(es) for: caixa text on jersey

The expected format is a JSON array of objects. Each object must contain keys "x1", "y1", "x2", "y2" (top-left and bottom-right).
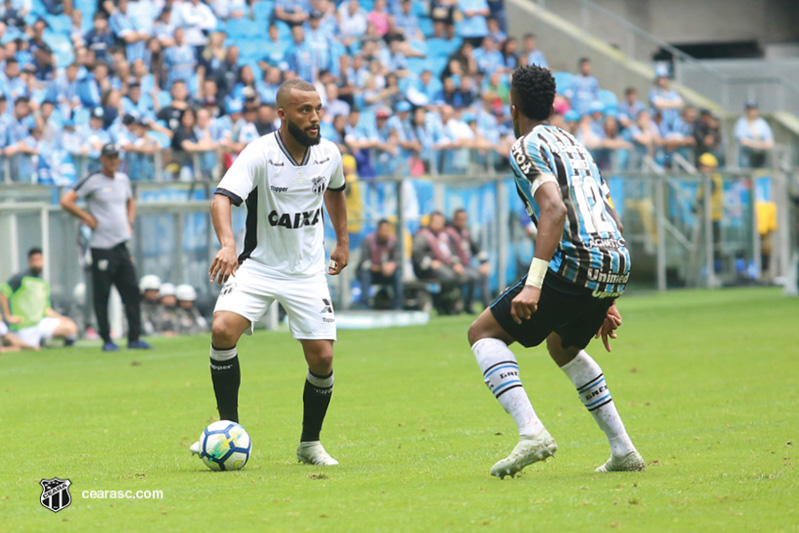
[{"x1": 268, "y1": 208, "x2": 322, "y2": 229}]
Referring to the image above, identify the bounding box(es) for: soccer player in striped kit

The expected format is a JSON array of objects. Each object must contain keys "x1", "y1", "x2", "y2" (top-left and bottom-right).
[{"x1": 468, "y1": 66, "x2": 645, "y2": 478}]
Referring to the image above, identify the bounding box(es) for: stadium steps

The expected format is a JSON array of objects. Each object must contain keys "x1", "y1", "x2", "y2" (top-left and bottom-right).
[{"x1": 506, "y1": 0, "x2": 799, "y2": 163}]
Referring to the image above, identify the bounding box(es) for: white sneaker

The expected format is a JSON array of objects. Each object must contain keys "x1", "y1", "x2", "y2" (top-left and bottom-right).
[
  {"x1": 297, "y1": 441, "x2": 339, "y2": 466},
  {"x1": 490, "y1": 430, "x2": 558, "y2": 479},
  {"x1": 595, "y1": 450, "x2": 646, "y2": 472},
  {"x1": 189, "y1": 441, "x2": 201, "y2": 455}
]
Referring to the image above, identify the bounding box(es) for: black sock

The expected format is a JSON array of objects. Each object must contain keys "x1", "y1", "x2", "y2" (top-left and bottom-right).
[
  {"x1": 209, "y1": 345, "x2": 240, "y2": 423},
  {"x1": 301, "y1": 370, "x2": 334, "y2": 442}
]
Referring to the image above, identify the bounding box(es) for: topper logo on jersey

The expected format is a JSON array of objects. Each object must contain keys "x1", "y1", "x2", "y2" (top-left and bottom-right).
[
  {"x1": 268, "y1": 208, "x2": 322, "y2": 229},
  {"x1": 313, "y1": 157, "x2": 330, "y2": 165},
  {"x1": 268, "y1": 159, "x2": 285, "y2": 167}
]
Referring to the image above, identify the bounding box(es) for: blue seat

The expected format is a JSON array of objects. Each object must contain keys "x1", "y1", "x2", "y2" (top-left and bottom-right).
[
  {"x1": 227, "y1": 17, "x2": 260, "y2": 38},
  {"x1": 45, "y1": 14, "x2": 72, "y2": 34},
  {"x1": 429, "y1": 57, "x2": 448, "y2": 78},
  {"x1": 598, "y1": 89, "x2": 619, "y2": 108},
  {"x1": 426, "y1": 38, "x2": 452, "y2": 59},
  {"x1": 252, "y1": 0, "x2": 274, "y2": 22},
  {"x1": 552, "y1": 71, "x2": 573, "y2": 95},
  {"x1": 407, "y1": 57, "x2": 428, "y2": 76},
  {"x1": 419, "y1": 17, "x2": 434, "y2": 37}
]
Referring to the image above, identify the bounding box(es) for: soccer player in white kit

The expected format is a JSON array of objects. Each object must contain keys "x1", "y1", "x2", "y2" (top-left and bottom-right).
[{"x1": 190, "y1": 79, "x2": 349, "y2": 466}]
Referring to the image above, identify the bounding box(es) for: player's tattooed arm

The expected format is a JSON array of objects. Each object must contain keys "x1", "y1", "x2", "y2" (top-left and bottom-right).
[
  {"x1": 324, "y1": 188, "x2": 349, "y2": 275},
  {"x1": 209, "y1": 194, "x2": 239, "y2": 285}
]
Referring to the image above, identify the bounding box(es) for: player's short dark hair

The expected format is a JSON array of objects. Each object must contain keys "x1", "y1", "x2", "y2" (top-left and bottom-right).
[
  {"x1": 377, "y1": 218, "x2": 390, "y2": 227},
  {"x1": 28, "y1": 247, "x2": 43, "y2": 257},
  {"x1": 276, "y1": 79, "x2": 317, "y2": 108},
  {"x1": 579, "y1": 57, "x2": 590, "y2": 64},
  {"x1": 625, "y1": 87, "x2": 636, "y2": 95},
  {"x1": 511, "y1": 65, "x2": 556, "y2": 121},
  {"x1": 454, "y1": 208, "x2": 467, "y2": 217},
  {"x1": 523, "y1": 33, "x2": 536, "y2": 39},
  {"x1": 14, "y1": 96, "x2": 30, "y2": 105}
]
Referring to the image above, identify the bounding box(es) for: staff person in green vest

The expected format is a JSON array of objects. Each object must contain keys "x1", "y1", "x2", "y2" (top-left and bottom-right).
[{"x1": 0, "y1": 248, "x2": 79, "y2": 348}]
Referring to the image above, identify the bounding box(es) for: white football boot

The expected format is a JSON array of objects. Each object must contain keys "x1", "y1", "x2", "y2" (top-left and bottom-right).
[
  {"x1": 595, "y1": 450, "x2": 646, "y2": 472},
  {"x1": 297, "y1": 441, "x2": 339, "y2": 465},
  {"x1": 189, "y1": 441, "x2": 201, "y2": 455},
  {"x1": 490, "y1": 429, "x2": 558, "y2": 479}
]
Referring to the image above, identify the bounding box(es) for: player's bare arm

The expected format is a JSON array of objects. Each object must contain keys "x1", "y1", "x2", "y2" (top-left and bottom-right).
[
  {"x1": 511, "y1": 181, "x2": 566, "y2": 324},
  {"x1": 209, "y1": 194, "x2": 238, "y2": 285},
  {"x1": 324, "y1": 188, "x2": 349, "y2": 276}
]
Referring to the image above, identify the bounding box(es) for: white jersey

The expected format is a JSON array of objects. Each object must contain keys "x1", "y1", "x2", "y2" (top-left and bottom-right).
[{"x1": 216, "y1": 131, "x2": 345, "y2": 278}]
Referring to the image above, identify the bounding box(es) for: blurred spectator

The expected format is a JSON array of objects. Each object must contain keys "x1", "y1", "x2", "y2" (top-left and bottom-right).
[
  {"x1": 84, "y1": 11, "x2": 116, "y2": 64},
  {"x1": 500, "y1": 38, "x2": 519, "y2": 71},
  {"x1": 649, "y1": 70, "x2": 683, "y2": 132},
  {"x1": 155, "y1": 79, "x2": 190, "y2": 132},
  {"x1": 430, "y1": 0, "x2": 457, "y2": 40},
  {"x1": 109, "y1": 0, "x2": 149, "y2": 64},
  {"x1": 734, "y1": 99, "x2": 773, "y2": 169},
  {"x1": 172, "y1": 107, "x2": 217, "y2": 180},
  {"x1": 175, "y1": 284, "x2": 208, "y2": 335},
  {"x1": 3, "y1": 59, "x2": 28, "y2": 104},
  {"x1": 78, "y1": 62, "x2": 111, "y2": 108},
  {"x1": 394, "y1": 0, "x2": 421, "y2": 38},
  {"x1": 212, "y1": 0, "x2": 247, "y2": 21},
  {"x1": 118, "y1": 116, "x2": 159, "y2": 180},
  {"x1": 486, "y1": 0, "x2": 507, "y2": 33},
  {"x1": 275, "y1": 0, "x2": 311, "y2": 28},
  {"x1": 368, "y1": 0, "x2": 391, "y2": 36},
  {"x1": 565, "y1": 57, "x2": 599, "y2": 116},
  {"x1": 155, "y1": 282, "x2": 179, "y2": 336},
  {"x1": 286, "y1": 25, "x2": 315, "y2": 82},
  {"x1": 162, "y1": 27, "x2": 197, "y2": 89},
  {"x1": 412, "y1": 211, "x2": 469, "y2": 315},
  {"x1": 172, "y1": 0, "x2": 217, "y2": 50},
  {"x1": 255, "y1": 103, "x2": 278, "y2": 136},
  {"x1": 619, "y1": 87, "x2": 645, "y2": 129},
  {"x1": 694, "y1": 109, "x2": 723, "y2": 164},
  {"x1": 357, "y1": 219, "x2": 402, "y2": 309},
  {"x1": 81, "y1": 107, "x2": 113, "y2": 173},
  {"x1": 696, "y1": 153, "x2": 723, "y2": 273},
  {"x1": 487, "y1": 17, "x2": 506, "y2": 44},
  {"x1": 459, "y1": 0, "x2": 490, "y2": 47},
  {"x1": 446, "y1": 208, "x2": 489, "y2": 312},
  {"x1": 139, "y1": 274, "x2": 162, "y2": 336},
  {"x1": 0, "y1": 247, "x2": 79, "y2": 348},
  {"x1": 152, "y1": 7, "x2": 175, "y2": 47},
  {"x1": 197, "y1": 30, "x2": 227, "y2": 81},
  {"x1": 628, "y1": 109, "x2": 663, "y2": 165},
  {"x1": 338, "y1": 0, "x2": 368, "y2": 46}
]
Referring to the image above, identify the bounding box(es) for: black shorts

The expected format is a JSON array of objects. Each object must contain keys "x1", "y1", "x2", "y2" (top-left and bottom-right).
[{"x1": 490, "y1": 272, "x2": 614, "y2": 349}]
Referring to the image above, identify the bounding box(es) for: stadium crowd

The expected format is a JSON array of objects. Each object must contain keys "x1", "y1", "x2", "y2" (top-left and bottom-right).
[{"x1": 0, "y1": 0, "x2": 776, "y2": 187}]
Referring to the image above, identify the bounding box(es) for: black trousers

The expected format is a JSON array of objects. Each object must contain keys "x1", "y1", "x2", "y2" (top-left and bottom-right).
[{"x1": 90, "y1": 243, "x2": 141, "y2": 344}]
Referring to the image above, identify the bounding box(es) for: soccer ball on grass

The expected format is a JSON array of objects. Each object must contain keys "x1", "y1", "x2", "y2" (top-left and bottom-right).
[{"x1": 198, "y1": 420, "x2": 251, "y2": 471}]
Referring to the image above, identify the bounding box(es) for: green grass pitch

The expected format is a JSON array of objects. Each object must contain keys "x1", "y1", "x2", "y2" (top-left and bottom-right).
[{"x1": 1, "y1": 287, "x2": 797, "y2": 531}]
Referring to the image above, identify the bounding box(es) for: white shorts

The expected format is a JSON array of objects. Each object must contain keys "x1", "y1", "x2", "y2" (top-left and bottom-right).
[
  {"x1": 214, "y1": 261, "x2": 336, "y2": 341},
  {"x1": 15, "y1": 317, "x2": 61, "y2": 347},
  {"x1": 0, "y1": 320, "x2": 8, "y2": 337}
]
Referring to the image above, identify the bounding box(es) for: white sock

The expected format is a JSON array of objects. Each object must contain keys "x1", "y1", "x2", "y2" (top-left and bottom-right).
[
  {"x1": 559, "y1": 350, "x2": 635, "y2": 457},
  {"x1": 472, "y1": 338, "x2": 545, "y2": 438}
]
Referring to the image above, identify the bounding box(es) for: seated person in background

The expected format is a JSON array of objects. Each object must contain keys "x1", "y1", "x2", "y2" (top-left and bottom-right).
[
  {"x1": 412, "y1": 211, "x2": 470, "y2": 315},
  {"x1": 155, "y1": 282, "x2": 180, "y2": 336},
  {"x1": 0, "y1": 248, "x2": 78, "y2": 348},
  {"x1": 175, "y1": 284, "x2": 208, "y2": 335},
  {"x1": 357, "y1": 219, "x2": 402, "y2": 310},
  {"x1": 138, "y1": 274, "x2": 162, "y2": 336},
  {"x1": 0, "y1": 319, "x2": 39, "y2": 352},
  {"x1": 446, "y1": 208, "x2": 489, "y2": 313},
  {"x1": 734, "y1": 99, "x2": 773, "y2": 169}
]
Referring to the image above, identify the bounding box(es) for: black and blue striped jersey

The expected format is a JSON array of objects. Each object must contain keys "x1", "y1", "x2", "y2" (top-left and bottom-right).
[{"x1": 509, "y1": 124, "x2": 630, "y2": 296}]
